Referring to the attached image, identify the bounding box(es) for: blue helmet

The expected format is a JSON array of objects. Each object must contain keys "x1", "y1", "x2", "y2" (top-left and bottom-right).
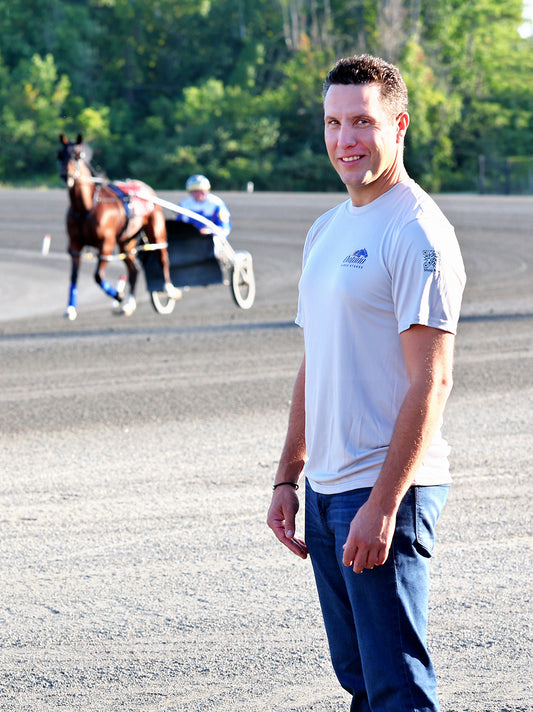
[{"x1": 186, "y1": 174, "x2": 211, "y2": 192}]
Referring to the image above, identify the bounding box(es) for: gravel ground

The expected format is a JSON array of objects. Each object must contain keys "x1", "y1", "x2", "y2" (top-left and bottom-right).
[{"x1": 0, "y1": 189, "x2": 531, "y2": 711}]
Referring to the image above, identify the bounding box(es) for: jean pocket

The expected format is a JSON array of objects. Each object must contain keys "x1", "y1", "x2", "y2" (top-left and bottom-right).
[{"x1": 413, "y1": 485, "x2": 449, "y2": 558}]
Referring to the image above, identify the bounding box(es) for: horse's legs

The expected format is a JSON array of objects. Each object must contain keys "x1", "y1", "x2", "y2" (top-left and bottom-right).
[
  {"x1": 65, "y1": 251, "x2": 81, "y2": 320},
  {"x1": 94, "y1": 254, "x2": 120, "y2": 300},
  {"x1": 159, "y1": 245, "x2": 172, "y2": 286},
  {"x1": 94, "y1": 255, "x2": 135, "y2": 316},
  {"x1": 124, "y1": 253, "x2": 138, "y2": 296},
  {"x1": 120, "y1": 254, "x2": 138, "y2": 316},
  {"x1": 145, "y1": 209, "x2": 181, "y2": 299}
]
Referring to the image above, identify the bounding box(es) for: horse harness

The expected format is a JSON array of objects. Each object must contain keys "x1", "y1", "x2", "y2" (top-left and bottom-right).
[{"x1": 63, "y1": 155, "x2": 136, "y2": 259}]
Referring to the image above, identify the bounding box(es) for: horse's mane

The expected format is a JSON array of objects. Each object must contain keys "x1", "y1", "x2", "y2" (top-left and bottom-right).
[{"x1": 81, "y1": 145, "x2": 106, "y2": 180}]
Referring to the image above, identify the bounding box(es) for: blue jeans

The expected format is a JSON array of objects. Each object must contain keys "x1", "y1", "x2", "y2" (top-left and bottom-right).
[{"x1": 305, "y1": 483, "x2": 449, "y2": 712}]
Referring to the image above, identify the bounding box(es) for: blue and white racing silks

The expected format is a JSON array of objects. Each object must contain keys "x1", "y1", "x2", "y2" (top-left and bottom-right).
[{"x1": 177, "y1": 194, "x2": 231, "y2": 238}]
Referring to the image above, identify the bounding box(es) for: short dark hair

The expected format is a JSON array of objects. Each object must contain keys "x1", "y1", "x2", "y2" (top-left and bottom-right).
[{"x1": 323, "y1": 54, "x2": 408, "y2": 119}]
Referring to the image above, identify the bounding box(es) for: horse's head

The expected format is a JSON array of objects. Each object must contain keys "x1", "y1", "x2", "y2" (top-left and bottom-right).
[{"x1": 58, "y1": 134, "x2": 94, "y2": 187}]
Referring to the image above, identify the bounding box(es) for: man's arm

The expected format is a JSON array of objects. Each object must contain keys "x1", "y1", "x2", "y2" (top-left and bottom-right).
[
  {"x1": 342, "y1": 325, "x2": 456, "y2": 573},
  {"x1": 267, "y1": 356, "x2": 308, "y2": 559},
  {"x1": 213, "y1": 202, "x2": 231, "y2": 236}
]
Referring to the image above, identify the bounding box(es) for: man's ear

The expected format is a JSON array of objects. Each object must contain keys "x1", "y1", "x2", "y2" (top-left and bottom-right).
[{"x1": 396, "y1": 112, "x2": 410, "y2": 143}]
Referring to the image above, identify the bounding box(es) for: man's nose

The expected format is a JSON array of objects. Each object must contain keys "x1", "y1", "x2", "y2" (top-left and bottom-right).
[{"x1": 337, "y1": 123, "x2": 358, "y2": 148}]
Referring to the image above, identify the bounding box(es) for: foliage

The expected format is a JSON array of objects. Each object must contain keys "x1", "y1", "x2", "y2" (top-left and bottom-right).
[
  {"x1": 401, "y1": 41, "x2": 462, "y2": 191},
  {"x1": 0, "y1": 53, "x2": 71, "y2": 180},
  {"x1": 0, "y1": 0, "x2": 531, "y2": 192}
]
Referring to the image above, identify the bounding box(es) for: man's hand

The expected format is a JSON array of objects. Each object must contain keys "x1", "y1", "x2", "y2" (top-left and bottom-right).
[
  {"x1": 267, "y1": 487, "x2": 308, "y2": 559},
  {"x1": 342, "y1": 499, "x2": 396, "y2": 573}
]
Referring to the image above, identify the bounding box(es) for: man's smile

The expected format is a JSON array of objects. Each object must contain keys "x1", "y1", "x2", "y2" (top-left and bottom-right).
[{"x1": 340, "y1": 155, "x2": 363, "y2": 163}]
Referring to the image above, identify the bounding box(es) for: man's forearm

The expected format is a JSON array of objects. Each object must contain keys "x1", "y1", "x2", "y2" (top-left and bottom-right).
[
  {"x1": 268, "y1": 356, "x2": 309, "y2": 559},
  {"x1": 368, "y1": 374, "x2": 452, "y2": 514},
  {"x1": 342, "y1": 326, "x2": 456, "y2": 572},
  {"x1": 274, "y1": 356, "x2": 307, "y2": 485}
]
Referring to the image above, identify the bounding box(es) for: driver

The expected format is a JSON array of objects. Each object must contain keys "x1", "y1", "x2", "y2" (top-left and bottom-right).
[{"x1": 177, "y1": 175, "x2": 231, "y2": 239}]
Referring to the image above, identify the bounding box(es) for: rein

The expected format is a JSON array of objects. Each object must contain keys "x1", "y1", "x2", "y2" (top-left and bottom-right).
[
  {"x1": 65, "y1": 160, "x2": 139, "y2": 241},
  {"x1": 66, "y1": 160, "x2": 105, "y2": 189}
]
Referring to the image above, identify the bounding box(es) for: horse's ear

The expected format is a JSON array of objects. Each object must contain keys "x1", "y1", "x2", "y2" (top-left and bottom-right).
[
  {"x1": 76, "y1": 134, "x2": 83, "y2": 145},
  {"x1": 60, "y1": 134, "x2": 68, "y2": 145}
]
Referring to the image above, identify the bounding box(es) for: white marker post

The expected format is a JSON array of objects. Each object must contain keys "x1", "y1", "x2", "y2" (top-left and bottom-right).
[{"x1": 41, "y1": 234, "x2": 51, "y2": 255}]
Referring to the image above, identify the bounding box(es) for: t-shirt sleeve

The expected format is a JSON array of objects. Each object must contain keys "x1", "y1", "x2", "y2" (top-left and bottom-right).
[
  {"x1": 390, "y1": 217, "x2": 466, "y2": 335},
  {"x1": 296, "y1": 224, "x2": 320, "y2": 328}
]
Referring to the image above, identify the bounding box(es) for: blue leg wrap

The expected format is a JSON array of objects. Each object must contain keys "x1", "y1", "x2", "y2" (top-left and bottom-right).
[
  {"x1": 69, "y1": 284, "x2": 78, "y2": 308},
  {"x1": 100, "y1": 280, "x2": 119, "y2": 299}
]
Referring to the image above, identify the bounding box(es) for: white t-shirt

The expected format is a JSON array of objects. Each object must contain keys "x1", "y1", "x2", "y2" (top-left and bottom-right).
[{"x1": 297, "y1": 179, "x2": 466, "y2": 494}]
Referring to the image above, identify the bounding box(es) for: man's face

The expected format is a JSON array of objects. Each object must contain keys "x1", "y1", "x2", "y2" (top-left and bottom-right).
[
  {"x1": 190, "y1": 189, "x2": 208, "y2": 202},
  {"x1": 324, "y1": 82, "x2": 408, "y2": 206}
]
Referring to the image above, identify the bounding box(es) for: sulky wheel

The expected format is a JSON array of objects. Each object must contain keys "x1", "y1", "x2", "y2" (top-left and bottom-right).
[
  {"x1": 230, "y1": 251, "x2": 256, "y2": 310},
  {"x1": 150, "y1": 290, "x2": 177, "y2": 315}
]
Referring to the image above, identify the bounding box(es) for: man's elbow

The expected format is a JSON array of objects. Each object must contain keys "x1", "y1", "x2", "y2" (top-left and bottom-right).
[{"x1": 434, "y1": 370, "x2": 454, "y2": 405}]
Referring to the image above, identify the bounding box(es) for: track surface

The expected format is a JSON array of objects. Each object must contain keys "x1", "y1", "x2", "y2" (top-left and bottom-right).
[{"x1": 0, "y1": 189, "x2": 532, "y2": 711}]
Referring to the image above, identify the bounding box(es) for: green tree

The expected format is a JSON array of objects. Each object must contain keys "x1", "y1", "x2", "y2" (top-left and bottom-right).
[
  {"x1": 0, "y1": 0, "x2": 531, "y2": 190},
  {"x1": 0, "y1": 53, "x2": 71, "y2": 182},
  {"x1": 417, "y1": 0, "x2": 531, "y2": 190},
  {"x1": 400, "y1": 41, "x2": 462, "y2": 191},
  {"x1": 262, "y1": 44, "x2": 339, "y2": 190}
]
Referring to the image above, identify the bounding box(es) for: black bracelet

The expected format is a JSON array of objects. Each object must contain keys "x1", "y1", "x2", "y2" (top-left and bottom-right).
[{"x1": 272, "y1": 481, "x2": 299, "y2": 491}]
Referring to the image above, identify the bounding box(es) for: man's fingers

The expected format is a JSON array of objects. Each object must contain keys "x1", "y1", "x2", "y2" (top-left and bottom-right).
[
  {"x1": 284, "y1": 515, "x2": 296, "y2": 540},
  {"x1": 267, "y1": 510, "x2": 308, "y2": 559},
  {"x1": 375, "y1": 545, "x2": 389, "y2": 566},
  {"x1": 342, "y1": 541, "x2": 355, "y2": 567},
  {"x1": 347, "y1": 548, "x2": 366, "y2": 573},
  {"x1": 343, "y1": 542, "x2": 385, "y2": 572},
  {"x1": 285, "y1": 536, "x2": 309, "y2": 559},
  {"x1": 354, "y1": 550, "x2": 371, "y2": 573},
  {"x1": 271, "y1": 524, "x2": 308, "y2": 559}
]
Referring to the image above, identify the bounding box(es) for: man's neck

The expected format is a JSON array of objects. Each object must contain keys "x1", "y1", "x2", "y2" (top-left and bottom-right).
[{"x1": 348, "y1": 166, "x2": 409, "y2": 207}]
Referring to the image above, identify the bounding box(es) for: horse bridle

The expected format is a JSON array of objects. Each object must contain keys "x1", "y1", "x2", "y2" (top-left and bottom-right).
[{"x1": 58, "y1": 142, "x2": 100, "y2": 188}]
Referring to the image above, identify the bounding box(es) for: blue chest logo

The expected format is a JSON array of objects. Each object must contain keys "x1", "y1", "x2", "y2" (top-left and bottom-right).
[{"x1": 342, "y1": 248, "x2": 368, "y2": 269}]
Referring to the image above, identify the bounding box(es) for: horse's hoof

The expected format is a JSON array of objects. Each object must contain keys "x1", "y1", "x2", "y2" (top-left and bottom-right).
[
  {"x1": 122, "y1": 295, "x2": 137, "y2": 316},
  {"x1": 64, "y1": 306, "x2": 77, "y2": 321},
  {"x1": 111, "y1": 299, "x2": 123, "y2": 314},
  {"x1": 164, "y1": 283, "x2": 182, "y2": 300}
]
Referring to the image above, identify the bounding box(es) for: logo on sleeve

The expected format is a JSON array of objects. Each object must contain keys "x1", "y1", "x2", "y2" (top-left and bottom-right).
[
  {"x1": 342, "y1": 248, "x2": 368, "y2": 269},
  {"x1": 423, "y1": 249, "x2": 440, "y2": 273}
]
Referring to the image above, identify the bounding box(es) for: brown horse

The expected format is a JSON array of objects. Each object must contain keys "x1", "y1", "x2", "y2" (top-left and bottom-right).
[{"x1": 58, "y1": 134, "x2": 180, "y2": 320}]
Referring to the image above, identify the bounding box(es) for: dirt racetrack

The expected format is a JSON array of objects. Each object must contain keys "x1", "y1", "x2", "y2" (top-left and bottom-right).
[{"x1": 0, "y1": 188, "x2": 532, "y2": 711}]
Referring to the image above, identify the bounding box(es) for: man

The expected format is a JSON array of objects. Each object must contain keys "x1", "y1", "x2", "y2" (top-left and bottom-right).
[
  {"x1": 177, "y1": 174, "x2": 231, "y2": 238},
  {"x1": 267, "y1": 54, "x2": 466, "y2": 712}
]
